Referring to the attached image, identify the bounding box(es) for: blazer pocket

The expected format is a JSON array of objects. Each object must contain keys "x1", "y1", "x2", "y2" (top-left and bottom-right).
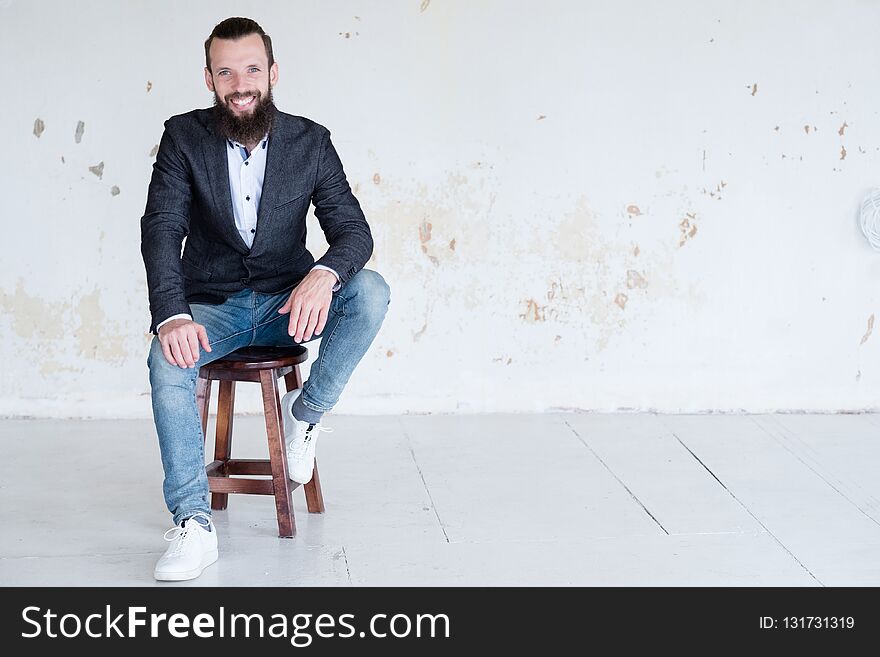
[
  {"x1": 270, "y1": 251, "x2": 311, "y2": 275},
  {"x1": 271, "y1": 192, "x2": 307, "y2": 213},
  {"x1": 181, "y1": 258, "x2": 213, "y2": 282}
]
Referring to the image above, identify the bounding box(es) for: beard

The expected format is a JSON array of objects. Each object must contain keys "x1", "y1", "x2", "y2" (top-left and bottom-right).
[{"x1": 212, "y1": 85, "x2": 276, "y2": 145}]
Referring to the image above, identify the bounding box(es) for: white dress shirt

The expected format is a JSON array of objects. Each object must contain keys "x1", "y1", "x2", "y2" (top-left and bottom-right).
[{"x1": 157, "y1": 132, "x2": 340, "y2": 331}]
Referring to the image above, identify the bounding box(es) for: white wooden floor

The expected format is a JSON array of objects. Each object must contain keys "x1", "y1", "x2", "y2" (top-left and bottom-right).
[{"x1": 1, "y1": 413, "x2": 879, "y2": 586}]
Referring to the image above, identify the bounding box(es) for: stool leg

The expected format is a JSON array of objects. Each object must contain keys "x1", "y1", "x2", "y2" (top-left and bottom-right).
[
  {"x1": 304, "y1": 458, "x2": 326, "y2": 514},
  {"x1": 211, "y1": 380, "x2": 235, "y2": 511},
  {"x1": 283, "y1": 369, "x2": 325, "y2": 514},
  {"x1": 283, "y1": 366, "x2": 304, "y2": 392},
  {"x1": 196, "y1": 377, "x2": 212, "y2": 439},
  {"x1": 260, "y1": 369, "x2": 295, "y2": 538}
]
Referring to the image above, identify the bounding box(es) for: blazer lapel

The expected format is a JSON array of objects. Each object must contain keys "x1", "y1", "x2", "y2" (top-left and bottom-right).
[
  {"x1": 249, "y1": 114, "x2": 309, "y2": 257},
  {"x1": 201, "y1": 132, "x2": 251, "y2": 254},
  {"x1": 255, "y1": 130, "x2": 289, "y2": 228}
]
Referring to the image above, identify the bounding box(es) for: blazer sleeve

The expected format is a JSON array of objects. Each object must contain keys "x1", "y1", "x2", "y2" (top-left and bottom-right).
[
  {"x1": 310, "y1": 129, "x2": 374, "y2": 286},
  {"x1": 140, "y1": 121, "x2": 193, "y2": 335}
]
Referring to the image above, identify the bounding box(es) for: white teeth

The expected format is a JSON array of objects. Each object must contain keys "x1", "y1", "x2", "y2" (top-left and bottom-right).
[{"x1": 233, "y1": 96, "x2": 254, "y2": 106}]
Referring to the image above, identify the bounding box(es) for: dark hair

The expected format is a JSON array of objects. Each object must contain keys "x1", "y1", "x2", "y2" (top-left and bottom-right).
[{"x1": 204, "y1": 17, "x2": 274, "y2": 73}]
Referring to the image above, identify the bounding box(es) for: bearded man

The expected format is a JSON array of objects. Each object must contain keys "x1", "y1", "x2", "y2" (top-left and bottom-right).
[{"x1": 141, "y1": 16, "x2": 390, "y2": 581}]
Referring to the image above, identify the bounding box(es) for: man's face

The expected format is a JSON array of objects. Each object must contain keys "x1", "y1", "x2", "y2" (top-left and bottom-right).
[{"x1": 205, "y1": 33, "x2": 279, "y2": 143}]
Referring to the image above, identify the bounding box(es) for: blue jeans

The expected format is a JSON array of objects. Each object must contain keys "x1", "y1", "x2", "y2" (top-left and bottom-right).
[{"x1": 146, "y1": 269, "x2": 391, "y2": 525}]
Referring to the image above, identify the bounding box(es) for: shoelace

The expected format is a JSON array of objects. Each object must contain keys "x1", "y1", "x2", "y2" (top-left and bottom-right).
[
  {"x1": 163, "y1": 512, "x2": 212, "y2": 557},
  {"x1": 288, "y1": 425, "x2": 334, "y2": 459}
]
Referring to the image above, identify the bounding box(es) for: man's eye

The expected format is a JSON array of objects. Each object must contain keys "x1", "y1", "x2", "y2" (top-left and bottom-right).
[{"x1": 249, "y1": 68, "x2": 260, "y2": 73}]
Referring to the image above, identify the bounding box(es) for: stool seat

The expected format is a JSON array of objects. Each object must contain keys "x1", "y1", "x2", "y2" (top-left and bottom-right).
[
  {"x1": 195, "y1": 345, "x2": 324, "y2": 538},
  {"x1": 202, "y1": 345, "x2": 308, "y2": 371}
]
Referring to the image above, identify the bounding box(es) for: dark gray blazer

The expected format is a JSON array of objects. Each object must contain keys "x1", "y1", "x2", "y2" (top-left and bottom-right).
[{"x1": 140, "y1": 107, "x2": 373, "y2": 335}]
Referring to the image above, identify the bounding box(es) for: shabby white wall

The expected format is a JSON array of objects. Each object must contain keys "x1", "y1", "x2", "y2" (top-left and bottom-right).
[{"x1": 2, "y1": 0, "x2": 880, "y2": 417}]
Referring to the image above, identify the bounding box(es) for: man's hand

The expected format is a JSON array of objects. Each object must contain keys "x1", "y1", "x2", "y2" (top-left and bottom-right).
[
  {"x1": 278, "y1": 269, "x2": 336, "y2": 342},
  {"x1": 158, "y1": 319, "x2": 211, "y2": 368}
]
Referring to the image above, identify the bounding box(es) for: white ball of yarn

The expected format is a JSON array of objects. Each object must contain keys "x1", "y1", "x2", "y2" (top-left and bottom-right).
[{"x1": 860, "y1": 188, "x2": 880, "y2": 250}]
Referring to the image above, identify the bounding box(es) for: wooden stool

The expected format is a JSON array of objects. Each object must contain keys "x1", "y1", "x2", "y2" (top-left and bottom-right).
[{"x1": 195, "y1": 345, "x2": 325, "y2": 538}]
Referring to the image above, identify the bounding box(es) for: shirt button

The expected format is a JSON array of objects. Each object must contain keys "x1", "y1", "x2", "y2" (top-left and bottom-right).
[
  {"x1": 245, "y1": 162, "x2": 249, "y2": 166},
  {"x1": 250, "y1": 229, "x2": 255, "y2": 234},
  {"x1": 241, "y1": 277, "x2": 250, "y2": 284},
  {"x1": 246, "y1": 196, "x2": 250, "y2": 201}
]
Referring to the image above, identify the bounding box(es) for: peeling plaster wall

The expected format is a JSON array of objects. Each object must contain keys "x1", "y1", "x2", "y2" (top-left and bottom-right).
[{"x1": 2, "y1": 0, "x2": 880, "y2": 417}]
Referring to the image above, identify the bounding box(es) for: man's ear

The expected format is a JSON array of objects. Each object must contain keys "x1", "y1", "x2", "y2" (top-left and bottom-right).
[
  {"x1": 269, "y1": 61, "x2": 279, "y2": 87},
  {"x1": 204, "y1": 67, "x2": 215, "y2": 92}
]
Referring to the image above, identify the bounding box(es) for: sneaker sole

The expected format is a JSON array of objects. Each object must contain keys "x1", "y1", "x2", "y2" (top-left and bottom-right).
[{"x1": 154, "y1": 548, "x2": 219, "y2": 582}]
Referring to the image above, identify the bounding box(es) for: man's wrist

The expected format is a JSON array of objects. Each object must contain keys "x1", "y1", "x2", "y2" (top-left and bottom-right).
[
  {"x1": 310, "y1": 267, "x2": 339, "y2": 286},
  {"x1": 312, "y1": 268, "x2": 337, "y2": 285},
  {"x1": 310, "y1": 264, "x2": 341, "y2": 291},
  {"x1": 156, "y1": 313, "x2": 192, "y2": 333}
]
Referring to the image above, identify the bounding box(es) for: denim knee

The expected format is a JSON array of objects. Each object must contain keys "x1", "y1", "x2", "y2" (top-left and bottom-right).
[
  {"x1": 348, "y1": 269, "x2": 391, "y2": 317},
  {"x1": 147, "y1": 337, "x2": 198, "y2": 387}
]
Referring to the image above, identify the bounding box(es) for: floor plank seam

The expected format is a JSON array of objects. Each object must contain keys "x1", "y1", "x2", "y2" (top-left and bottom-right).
[
  {"x1": 671, "y1": 432, "x2": 824, "y2": 586},
  {"x1": 563, "y1": 419, "x2": 669, "y2": 535},
  {"x1": 750, "y1": 416, "x2": 880, "y2": 527},
  {"x1": 341, "y1": 546, "x2": 352, "y2": 585},
  {"x1": 399, "y1": 418, "x2": 450, "y2": 543}
]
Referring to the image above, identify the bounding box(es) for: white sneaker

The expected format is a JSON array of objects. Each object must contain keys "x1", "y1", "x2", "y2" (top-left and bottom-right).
[
  {"x1": 154, "y1": 512, "x2": 218, "y2": 581},
  {"x1": 281, "y1": 388, "x2": 333, "y2": 484}
]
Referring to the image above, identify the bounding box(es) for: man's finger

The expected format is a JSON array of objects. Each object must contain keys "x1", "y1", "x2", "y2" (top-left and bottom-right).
[
  {"x1": 169, "y1": 338, "x2": 188, "y2": 368},
  {"x1": 279, "y1": 288, "x2": 299, "y2": 315},
  {"x1": 288, "y1": 299, "x2": 303, "y2": 338},
  {"x1": 315, "y1": 305, "x2": 329, "y2": 336},
  {"x1": 174, "y1": 333, "x2": 195, "y2": 367},
  {"x1": 161, "y1": 339, "x2": 176, "y2": 367},
  {"x1": 186, "y1": 330, "x2": 201, "y2": 364},
  {"x1": 295, "y1": 305, "x2": 313, "y2": 342},
  {"x1": 303, "y1": 305, "x2": 320, "y2": 341},
  {"x1": 178, "y1": 334, "x2": 196, "y2": 367},
  {"x1": 196, "y1": 324, "x2": 212, "y2": 352}
]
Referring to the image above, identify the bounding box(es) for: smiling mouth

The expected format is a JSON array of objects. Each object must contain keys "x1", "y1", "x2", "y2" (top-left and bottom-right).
[{"x1": 230, "y1": 95, "x2": 257, "y2": 109}]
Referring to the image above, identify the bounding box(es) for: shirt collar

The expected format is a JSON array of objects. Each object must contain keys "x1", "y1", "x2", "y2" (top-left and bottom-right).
[{"x1": 226, "y1": 132, "x2": 270, "y2": 152}]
